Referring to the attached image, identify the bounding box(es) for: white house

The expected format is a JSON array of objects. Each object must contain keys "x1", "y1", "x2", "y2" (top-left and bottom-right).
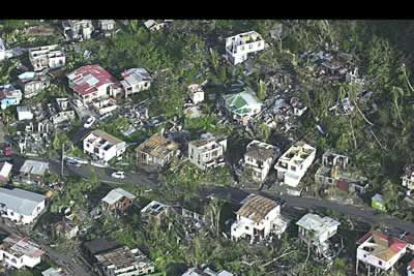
[
  {"x1": 16, "y1": 106, "x2": 33, "y2": 121},
  {"x1": 221, "y1": 89, "x2": 263, "y2": 123},
  {"x1": 121, "y1": 68, "x2": 152, "y2": 98},
  {"x1": 28, "y1": 45, "x2": 65, "y2": 72},
  {"x1": 95, "y1": 246, "x2": 155, "y2": 276},
  {"x1": 67, "y1": 65, "x2": 122, "y2": 104},
  {"x1": 62, "y1": 20, "x2": 94, "y2": 40},
  {"x1": 98, "y1": 20, "x2": 116, "y2": 32},
  {"x1": 231, "y1": 194, "x2": 289, "y2": 243},
  {"x1": 274, "y1": 142, "x2": 316, "y2": 187},
  {"x1": 296, "y1": 213, "x2": 340, "y2": 248},
  {"x1": 0, "y1": 236, "x2": 45, "y2": 269},
  {"x1": 83, "y1": 130, "x2": 127, "y2": 162},
  {"x1": 0, "y1": 162, "x2": 13, "y2": 182},
  {"x1": 188, "y1": 84, "x2": 205, "y2": 104},
  {"x1": 188, "y1": 133, "x2": 227, "y2": 171},
  {"x1": 0, "y1": 188, "x2": 46, "y2": 224},
  {"x1": 225, "y1": 31, "x2": 266, "y2": 65},
  {"x1": 0, "y1": 37, "x2": 5, "y2": 61},
  {"x1": 356, "y1": 231, "x2": 408, "y2": 275},
  {"x1": 243, "y1": 140, "x2": 280, "y2": 182}
]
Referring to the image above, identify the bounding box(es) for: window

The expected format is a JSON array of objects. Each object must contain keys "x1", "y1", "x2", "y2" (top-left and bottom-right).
[
  {"x1": 291, "y1": 166, "x2": 297, "y2": 172},
  {"x1": 245, "y1": 226, "x2": 249, "y2": 230},
  {"x1": 378, "y1": 260, "x2": 382, "y2": 266},
  {"x1": 249, "y1": 44, "x2": 253, "y2": 50}
]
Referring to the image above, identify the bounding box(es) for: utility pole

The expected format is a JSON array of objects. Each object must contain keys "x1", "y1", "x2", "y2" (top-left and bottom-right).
[{"x1": 61, "y1": 143, "x2": 64, "y2": 178}]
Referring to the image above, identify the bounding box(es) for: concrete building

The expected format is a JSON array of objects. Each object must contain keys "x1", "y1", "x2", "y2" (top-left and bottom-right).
[
  {"x1": 101, "y1": 188, "x2": 136, "y2": 214},
  {"x1": 231, "y1": 194, "x2": 288, "y2": 243},
  {"x1": 62, "y1": 20, "x2": 94, "y2": 40},
  {"x1": 243, "y1": 140, "x2": 280, "y2": 182},
  {"x1": 188, "y1": 84, "x2": 205, "y2": 104},
  {"x1": 188, "y1": 133, "x2": 227, "y2": 171},
  {"x1": 0, "y1": 236, "x2": 45, "y2": 269},
  {"x1": 98, "y1": 20, "x2": 116, "y2": 32},
  {"x1": 53, "y1": 220, "x2": 79, "y2": 240},
  {"x1": 19, "y1": 159, "x2": 50, "y2": 183},
  {"x1": 17, "y1": 71, "x2": 50, "y2": 99},
  {"x1": 28, "y1": 45, "x2": 65, "y2": 72},
  {"x1": 136, "y1": 133, "x2": 179, "y2": 168},
  {"x1": 356, "y1": 231, "x2": 408, "y2": 276},
  {"x1": 402, "y1": 164, "x2": 414, "y2": 195},
  {"x1": 221, "y1": 89, "x2": 263, "y2": 123},
  {"x1": 16, "y1": 106, "x2": 34, "y2": 121},
  {"x1": 121, "y1": 68, "x2": 152, "y2": 98},
  {"x1": 225, "y1": 31, "x2": 265, "y2": 65},
  {"x1": 0, "y1": 84, "x2": 23, "y2": 110},
  {"x1": 0, "y1": 188, "x2": 46, "y2": 224},
  {"x1": 274, "y1": 142, "x2": 316, "y2": 187},
  {"x1": 83, "y1": 130, "x2": 127, "y2": 162}
]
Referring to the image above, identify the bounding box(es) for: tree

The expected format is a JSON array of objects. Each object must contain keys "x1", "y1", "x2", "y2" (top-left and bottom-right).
[
  {"x1": 382, "y1": 180, "x2": 400, "y2": 211},
  {"x1": 257, "y1": 79, "x2": 267, "y2": 101}
]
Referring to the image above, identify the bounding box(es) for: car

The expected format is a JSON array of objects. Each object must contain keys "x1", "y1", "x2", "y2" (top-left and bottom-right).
[
  {"x1": 66, "y1": 159, "x2": 81, "y2": 167},
  {"x1": 83, "y1": 116, "x2": 96, "y2": 129},
  {"x1": 111, "y1": 171, "x2": 125, "y2": 179}
]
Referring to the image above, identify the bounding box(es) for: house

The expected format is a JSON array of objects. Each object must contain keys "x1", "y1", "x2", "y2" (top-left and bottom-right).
[
  {"x1": 49, "y1": 98, "x2": 76, "y2": 125},
  {"x1": 95, "y1": 246, "x2": 155, "y2": 276},
  {"x1": 141, "y1": 200, "x2": 170, "y2": 224},
  {"x1": 92, "y1": 97, "x2": 118, "y2": 115},
  {"x1": 0, "y1": 162, "x2": 12, "y2": 182},
  {"x1": 0, "y1": 188, "x2": 46, "y2": 224},
  {"x1": 143, "y1": 20, "x2": 171, "y2": 32},
  {"x1": 53, "y1": 220, "x2": 79, "y2": 239},
  {"x1": 81, "y1": 238, "x2": 120, "y2": 265},
  {"x1": 83, "y1": 130, "x2": 127, "y2": 162},
  {"x1": 62, "y1": 20, "x2": 94, "y2": 40},
  {"x1": 42, "y1": 267, "x2": 67, "y2": 276},
  {"x1": 188, "y1": 84, "x2": 205, "y2": 104},
  {"x1": 402, "y1": 165, "x2": 414, "y2": 195},
  {"x1": 101, "y1": 188, "x2": 136, "y2": 214},
  {"x1": 16, "y1": 106, "x2": 34, "y2": 121},
  {"x1": 121, "y1": 68, "x2": 152, "y2": 97},
  {"x1": 17, "y1": 71, "x2": 51, "y2": 98},
  {"x1": 28, "y1": 45, "x2": 65, "y2": 72},
  {"x1": 274, "y1": 142, "x2": 316, "y2": 187},
  {"x1": 0, "y1": 84, "x2": 23, "y2": 110},
  {"x1": 221, "y1": 89, "x2": 263, "y2": 123},
  {"x1": 225, "y1": 31, "x2": 265, "y2": 65},
  {"x1": 356, "y1": 231, "x2": 408, "y2": 275},
  {"x1": 136, "y1": 133, "x2": 179, "y2": 168},
  {"x1": 315, "y1": 151, "x2": 369, "y2": 193},
  {"x1": 19, "y1": 159, "x2": 50, "y2": 183},
  {"x1": 188, "y1": 133, "x2": 227, "y2": 171},
  {"x1": 371, "y1": 194, "x2": 386, "y2": 211},
  {"x1": 408, "y1": 260, "x2": 414, "y2": 276},
  {"x1": 243, "y1": 140, "x2": 281, "y2": 182},
  {"x1": 98, "y1": 20, "x2": 116, "y2": 32},
  {"x1": 181, "y1": 266, "x2": 234, "y2": 276},
  {"x1": 231, "y1": 194, "x2": 289, "y2": 243},
  {"x1": 0, "y1": 37, "x2": 5, "y2": 61},
  {"x1": 67, "y1": 65, "x2": 122, "y2": 104},
  {"x1": 0, "y1": 236, "x2": 45, "y2": 269}
]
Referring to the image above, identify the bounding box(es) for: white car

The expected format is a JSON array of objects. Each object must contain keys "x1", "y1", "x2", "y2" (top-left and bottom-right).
[
  {"x1": 83, "y1": 116, "x2": 96, "y2": 129},
  {"x1": 111, "y1": 171, "x2": 125, "y2": 179}
]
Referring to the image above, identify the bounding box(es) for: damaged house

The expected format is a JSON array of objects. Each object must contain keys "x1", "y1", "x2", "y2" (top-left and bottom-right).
[
  {"x1": 188, "y1": 84, "x2": 205, "y2": 105},
  {"x1": 62, "y1": 20, "x2": 94, "y2": 40},
  {"x1": 221, "y1": 89, "x2": 263, "y2": 125},
  {"x1": 136, "y1": 133, "x2": 179, "y2": 169},
  {"x1": 225, "y1": 31, "x2": 265, "y2": 65},
  {"x1": 28, "y1": 45, "x2": 65, "y2": 72},
  {"x1": 188, "y1": 133, "x2": 227, "y2": 171},
  {"x1": 0, "y1": 84, "x2": 22, "y2": 110},
  {"x1": 17, "y1": 71, "x2": 51, "y2": 99},
  {"x1": 49, "y1": 98, "x2": 76, "y2": 125},
  {"x1": 0, "y1": 235, "x2": 45, "y2": 269},
  {"x1": 121, "y1": 67, "x2": 152, "y2": 98},
  {"x1": 101, "y1": 188, "x2": 136, "y2": 214}
]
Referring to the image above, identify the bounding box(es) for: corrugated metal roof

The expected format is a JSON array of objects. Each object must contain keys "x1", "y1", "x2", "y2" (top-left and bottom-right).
[
  {"x1": 102, "y1": 188, "x2": 135, "y2": 205},
  {"x1": 0, "y1": 188, "x2": 46, "y2": 216}
]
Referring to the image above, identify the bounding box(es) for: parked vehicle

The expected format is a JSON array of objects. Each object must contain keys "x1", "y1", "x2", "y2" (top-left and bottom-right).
[
  {"x1": 83, "y1": 116, "x2": 96, "y2": 129},
  {"x1": 66, "y1": 159, "x2": 81, "y2": 167},
  {"x1": 111, "y1": 171, "x2": 125, "y2": 179}
]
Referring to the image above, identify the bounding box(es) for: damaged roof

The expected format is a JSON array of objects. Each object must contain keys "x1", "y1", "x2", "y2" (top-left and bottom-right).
[
  {"x1": 236, "y1": 194, "x2": 279, "y2": 223},
  {"x1": 136, "y1": 133, "x2": 178, "y2": 159},
  {"x1": 102, "y1": 188, "x2": 136, "y2": 205}
]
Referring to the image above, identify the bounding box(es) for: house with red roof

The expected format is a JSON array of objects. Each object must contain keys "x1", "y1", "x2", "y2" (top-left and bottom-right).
[
  {"x1": 356, "y1": 231, "x2": 408, "y2": 275},
  {"x1": 67, "y1": 65, "x2": 123, "y2": 104}
]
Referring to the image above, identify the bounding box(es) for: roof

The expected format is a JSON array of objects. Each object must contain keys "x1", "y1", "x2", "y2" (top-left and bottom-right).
[
  {"x1": 20, "y1": 159, "x2": 49, "y2": 176},
  {"x1": 90, "y1": 130, "x2": 123, "y2": 145},
  {"x1": 296, "y1": 214, "x2": 340, "y2": 235},
  {"x1": 82, "y1": 238, "x2": 120, "y2": 256},
  {"x1": 136, "y1": 133, "x2": 179, "y2": 159},
  {"x1": 222, "y1": 90, "x2": 262, "y2": 116},
  {"x1": 236, "y1": 194, "x2": 279, "y2": 223},
  {"x1": 357, "y1": 231, "x2": 408, "y2": 262},
  {"x1": 181, "y1": 268, "x2": 210, "y2": 276},
  {"x1": 67, "y1": 65, "x2": 119, "y2": 96},
  {"x1": 1, "y1": 236, "x2": 44, "y2": 258},
  {"x1": 0, "y1": 162, "x2": 12, "y2": 178},
  {"x1": 42, "y1": 268, "x2": 66, "y2": 276},
  {"x1": 0, "y1": 84, "x2": 22, "y2": 100},
  {"x1": 0, "y1": 38, "x2": 5, "y2": 51},
  {"x1": 245, "y1": 140, "x2": 280, "y2": 162},
  {"x1": 102, "y1": 188, "x2": 136, "y2": 205},
  {"x1": 121, "y1": 68, "x2": 152, "y2": 86},
  {"x1": 95, "y1": 246, "x2": 153, "y2": 270},
  {"x1": 0, "y1": 188, "x2": 46, "y2": 216}
]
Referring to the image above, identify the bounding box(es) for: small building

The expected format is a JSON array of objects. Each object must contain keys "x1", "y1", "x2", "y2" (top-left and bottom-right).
[
  {"x1": 136, "y1": 133, "x2": 179, "y2": 169},
  {"x1": 83, "y1": 130, "x2": 127, "y2": 162},
  {"x1": 0, "y1": 162, "x2": 12, "y2": 182},
  {"x1": 231, "y1": 194, "x2": 288, "y2": 243},
  {"x1": 62, "y1": 20, "x2": 94, "y2": 40},
  {"x1": 221, "y1": 89, "x2": 263, "y2": 123},
  {"x1": 0, "y1": 188, "x2": 46, "y2": 224},
  {"x1": 181, "y1": 266, "x2": 234, "y2": 276},
  {"x1": 296, "y1": 213, "x2": 340, "y2": 246},
  {"x1": 98, "y1": 20, "x2": 116, "y2": 32},
  {"x1": 356, "y1": 231, "x2": 408, "y2": 275},
  {"x1": 140, "y1": 200, "x2": 170, "y2": 224},
  {"x1": 0, "y1": 37, "x2": 5, "y2": 61},
  {"x1": 402, "y1": 165, "x2": 414, "y2": 195},
  {"x1": 274, "y1": 142, "x2": 316, "y2": 187},
  {"x1": 19, "y1": 159, "x2": 50, "y2": 183},
  {"x1": 92, "y1": 97, "x2": 118, "y2": 115},
  {"x1": 225, "y1": 31, "x2": 265, "y2": 65},
  {"x1": 17, "y1": 71, "x2": 51, "y2": 99},
  {"x1": 371, "y1": 194, "x2": 386, "y2": 211},
  {"x1": 50, "y1": 98, "x2": 76, "y2": 125},
  {"x1": 53, "y1": 220, "x2": 79, "y2": 239},
  {"x1": 121, "y1": 68, "x2": 152, "y2": 98},
  {"x1": 67, "y1": 65, "x2": 122, "y2": 104},
  {"x1": 81, "y1": 238, "x2": 120, "y2": 265},
  {"x1": 101, "y1": 188, "x2": 136, "y2": 214},
  {"x1": 188, "y1": 133, "x2": 227, "y2": 171},
  {"x1": 143, "y1": 20, "x2": 171, "y2": 32},
  {"x1": 243, "y1": 140, "x2": 280, "y2": 183},
  {"x1": 95, "y1": 246, "x2": 155, "y2": 276},
  {"x1": 188, "y1": 84, "x2": 205, "y2": 104},
  {"x1": 0, "y1": 236, "x2": 45, "y2": 269},
  {"x1": 16, "y1": 105, "x2": 34, "y2": 121},
  {"x1": 0, "y1": 84, "x2": 23, "y2": 110},
  {"x1": 28, "y1": 45, "x2": 65, "y2": 72},
  {"x1": 42, "y1": 267, "x2": 67, "y2": 276}
]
